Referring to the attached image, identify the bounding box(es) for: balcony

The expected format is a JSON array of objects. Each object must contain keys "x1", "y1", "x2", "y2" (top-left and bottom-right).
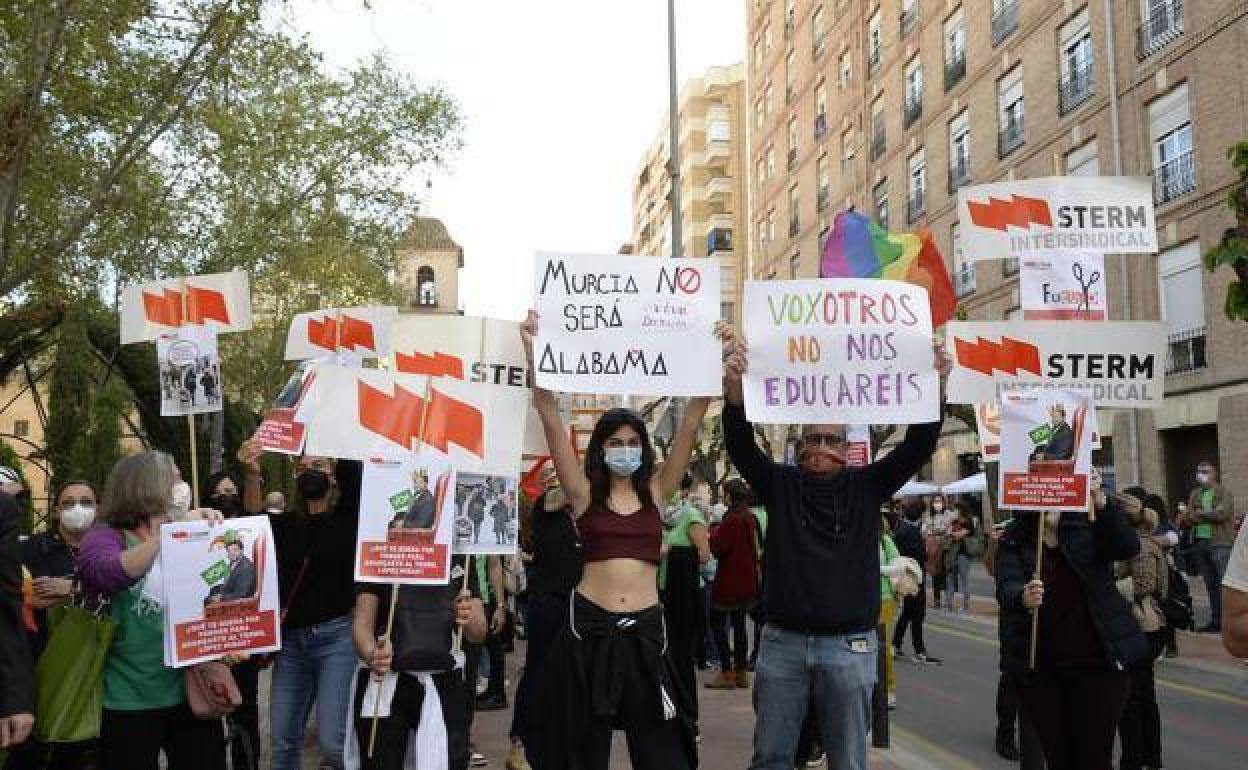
[
  {"x1": 705, "y1": 176, "x2": 732, "y2": 202},
  {"x1": 1153, "y1": 151, "x2": 1196, "y2": 204},
  {"x1": 789, "y1": 214, "x2": 800, "y2": 238},
  {"x1": 701, "y1": 139, "x2": 730, "y2": 166},
  {"x1": 817, "y1": 187, "x2": 830, "y2": 212},
  {"x1": 868, "y1": 47, "x2": 881, "y2": 78},
  {"x1": 907, "y1": 189, "x2": 926, "y2": 223},
  {"x1": 707, "y1": 227, "x2": 734, "y2": 255},
  {"x1": 991, "y1": 0, "x2": 1019, "y2": 47},
  {"x1": 901, "y1": 5, "x2": 919, "y2": 37},
  {"x1": 948, "y1": 159, "x2": 971, "y2": 193},
  {"x1": 1166, "y1": 325, "x2": 1207, "y2": 375},
  {"x1": 1138, "y1": 0, "x2": 1184, "y2": 60},
  {"x1": 955, "y1": 263, "x2": 976, "y2": 298},
  {"x1": 998, "y1": 117, "x2": 1024, "y2": 158},
  {"x1": 787, "y1": 147, "x2": 798, "y2": 171},
  {"x1": 1058, "y1": 59, "x2": 1095, "y2": 115},
  {"x1": 814, "y1": 113, "x2": 828, "y2": 141},
  {"x1": 903, "y1": 96, "x2": 922, "y2": 130},
  {"x1": 870, "y1": 127, "x2": 886, "y2": 161},
  {"x1": 944, "y1": 53, "x2": 966, "y2": 92}
]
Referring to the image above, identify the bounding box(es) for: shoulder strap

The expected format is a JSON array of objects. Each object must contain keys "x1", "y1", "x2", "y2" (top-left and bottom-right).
[{"x1": 280, "y1": 557, "x2": 311, "y2": 625}]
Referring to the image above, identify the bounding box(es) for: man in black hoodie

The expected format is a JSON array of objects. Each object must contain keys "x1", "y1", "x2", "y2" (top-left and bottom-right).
[
  {"x1": 721, "y1": 336, "x2": 949, "y2": 770},
  {"x1": 0, "y1": 491, "x2": 34, "y2": 750}
]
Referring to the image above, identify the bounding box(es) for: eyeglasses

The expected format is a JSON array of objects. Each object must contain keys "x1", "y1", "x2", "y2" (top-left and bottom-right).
[{"x1": 802, "y1": 433, "x2": 847, "y2": 447}]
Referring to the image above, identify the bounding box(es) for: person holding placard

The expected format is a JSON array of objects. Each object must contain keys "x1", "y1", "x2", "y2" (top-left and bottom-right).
[
  {"x1": 518, "y1": 310, "x2": 722, "y2": 770},
  {"x1": 719, "y1": 327, "x2": 950, "y2": 770},
  {"x1": 992, "y1": 474, "x2": 1148, "y2": 770}
]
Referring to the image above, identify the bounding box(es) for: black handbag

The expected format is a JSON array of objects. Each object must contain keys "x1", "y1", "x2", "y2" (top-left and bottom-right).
[{"x1": 389, "y1": 583, "x2": 457, "y2": 673}]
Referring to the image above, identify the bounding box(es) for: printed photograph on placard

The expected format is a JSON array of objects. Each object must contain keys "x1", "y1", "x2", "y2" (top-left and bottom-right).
[
  {"x1": 355, "y1": 450, "x2": 456, "y2": 584},
  {"x1": 156, "y1": 326, "x2": 223, "y2": 416},
  {"x1": 253, "y1": 361, "x2": 318, "y2": 454},
  {"x1": 452, "y1": 473, "x2": 519, "y2": 554},
  {"x1": 998, "y1": 386, "x2": 1097, "y2": 513},
  {"x1": 160, "y1": 515, "x2": 281, "y2": 667}
]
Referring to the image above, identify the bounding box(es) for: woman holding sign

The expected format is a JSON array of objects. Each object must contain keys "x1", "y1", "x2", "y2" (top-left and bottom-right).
[{"x1": 519, "y1": 310, "x2": 723, "y2": 770}]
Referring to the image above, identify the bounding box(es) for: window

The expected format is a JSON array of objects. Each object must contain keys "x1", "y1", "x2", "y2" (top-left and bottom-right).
[
  {"x1": 871, "y1": 102, "x2": 886, "y2": 160},
  {"x1": 767, "y1": 208, "x2": 776, "y2": 242},
  {"x1": 813, "y1": 6, "x2": 827, "y2": 59},
  {"x1": 788, "y1": 116, "x2": 799, "y2": 169},
  {"x1": 1065, "y1": 140, "x2": 1099, "y2": 177},
  {"x1": 1138, "y1": 0, "x2": 1185, "y2": 60},
  {"x1": 789, "y1": 184, "x2": 801, "y2": 236},
  {"x1": 1005, "y1": 305, "x2": 1021, "y2": 320},
  {"x1": 416, "y1": 265, "x2": 436, "y2": 306},
  {"x1": 1158, "y1": 240, "x2": 1207, "y2": 374},
  {"x1": 904, "y1": 57, "x2": 923, "y2": 128},
  {"x1": 952, "y1": 222, "x2": 975, "y2": 297},
  {"x1": 944, "y1": 8, "x2": 967, "y2": 90},
  {"x1": 902, "y1": 0, "x2": 919, "y2": 37},
  {"x1": 766, "y1": 145, "x2": 777, "y2": 179},
  {"x1": 814, "y1": 81, "x2": 829, "y2": 139},
  {"x1": 842, "y1": 127, "x2": 856, "y2": 162},
  {"x1": 765, "y1": 80, "x2": 775, "y2": 115},
  {"x1": 755, "y1": 158, "x2": 766, "y2": 189},
  {"x1": 873, "y1": 179, "x2": 890, "y2": 230},
  {"x1": 752, "y1": 38, "x2": 763, "y2": 71},
  {"x1": 948, "y1": 110, "x2": 970, "y2": 191},
  {"x1": 868, "y1": 10, "x2": 882, "y2": 75},
  {"x1": 816, "y1": 153, "x2": 830, "y2": 211},
  {"x1": 764, "y1": 24, "x2": 773, "y2": 58},
  {"x1": 908, "y1": 149, "x2": 927, "y2": 223},
  {"x1": 1059, "y1": 9, "x2": 1094, "y2": 114},
  {"x1": 790, "y1": 250, "x2": 802, "y2": 278},
  {"x1": 757, "y1": 219, "x2": 768, "y2": 250},
  {"x1": 839, "y1": 51, "x2": 852, "y2": 89},
  {"x1": 13, "y1": 420, "x2": 28, "y2": 438},
  {"x1": 1004, "y1": 257, "x2": 1019, "y2": 276},
  {"x1": 785, "y1": 50, "x2": 797, "y2": 102},
  {"x1": 1150, "y1": 84, "x2": 1195, "y2": 204},
  {"x1": 709, "y1": 118, "x2": 730, "y2": 142},
  {"x1": 998, "y1": 68, "x2": 1024, "y2": 157},
  {"x1": 754, "y1": 97, "x2": 765, "y2": 129},
  {"x1": 992, "y1": 0, "x2": 1019, "y2": 46}
]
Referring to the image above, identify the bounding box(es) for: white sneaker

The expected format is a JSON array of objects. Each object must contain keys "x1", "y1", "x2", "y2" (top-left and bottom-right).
[
  {"x1": 887, "y1": 692, "x2": 898, "y2": 709},
  {"x1": 470, "y1": 750, "x2": 489, "y2": 767}
]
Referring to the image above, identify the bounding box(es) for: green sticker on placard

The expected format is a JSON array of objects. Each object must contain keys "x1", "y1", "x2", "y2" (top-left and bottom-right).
[
  {"x1": 1028, "y1": 424, "x2": 1054, "y2": 446},
  {"x1": 389, "y1": 489, "x2": 413, "y2": 516},
  {"x1": 1194, "y1": 523, "x2": 1213, "y2": 539},
  {"x1": 201, "y1": 560, "x2": 229, "y2": 585}
]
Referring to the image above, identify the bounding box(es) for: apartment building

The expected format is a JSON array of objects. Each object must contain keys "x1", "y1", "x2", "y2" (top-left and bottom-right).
[
  {"x1": 632, "y1": 63, "x2": 749, "y2": 325},
  {"x1": 747, "y1": 0, "x2": 1248, "y2": 505}
]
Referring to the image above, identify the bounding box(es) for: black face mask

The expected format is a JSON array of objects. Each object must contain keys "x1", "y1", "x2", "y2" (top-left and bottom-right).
[
  {"x1": 296, "y1": 469, "x2": 331, "y2": 501},
  {"x1": 905, "y1": 510, "x2": 922, "y2": 522},
  {"x1": 212, "y1": 493, "x2": 243, "y2": 517},
  {"x1": 14, "y1": 489, "x2": 29, "y2": 503}
]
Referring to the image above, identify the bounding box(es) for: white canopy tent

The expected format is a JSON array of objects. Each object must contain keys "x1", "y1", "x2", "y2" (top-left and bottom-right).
[
  {"x1": 941, "y1": 471, "x2": 987, "y2": 496},
  {"x1": 893, "y1": 479, "x2": 941, "y2": 498}
]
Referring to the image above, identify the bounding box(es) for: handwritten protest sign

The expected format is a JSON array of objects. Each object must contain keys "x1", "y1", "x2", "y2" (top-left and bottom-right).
[
  {"x1": 742, "y1": 278, "x2": 939, "y2": 425},
  {"x1": 121, "y1": 271, "x2": 253, "y2": 344},
  {"x1": 156, "y1": 327, "x2": 222, "y2": 417},
  {"x1": 998, "y1": 386, "x2": 1097, "y2": 512},
  {"x1": 355, "y1": 451, "x2": 456, "y2": 584},
  {"x1": 1020, "y1": 252, "x2": 1107, "y2": 320},
  {"x1": 531, "y1": 252, "x2": 722, "y2": 396},
  {"x1": 284, "y1": 306, "x2": 397, "y2": 363},
  {"x1": 160, "y1": 516, "x2": 280, "y2": 667}
]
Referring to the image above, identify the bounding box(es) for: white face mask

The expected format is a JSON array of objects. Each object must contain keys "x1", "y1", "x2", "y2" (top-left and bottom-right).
[
  {"x1": 59, "y1": 504, "x2": 96, "y2": 532},
  {"x1": 1196, "y1": 472, "x2": 1211, "y2": 485},
  {"x1": 931, "y1": 502, "x2": 944, "y2": 512},
  {"x1": 170, "y1": 481, "x2": 193, "y2": 520}
]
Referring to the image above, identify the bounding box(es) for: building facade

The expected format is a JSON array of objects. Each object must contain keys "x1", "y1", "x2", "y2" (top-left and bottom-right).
[
  {"x1": 631, "y1": 63, "x2": 749, "y2": 325},
  {"x1": 746, "y1": 0, "x2": 1248, "y2": 505},
  {"x1": 395, "y1": 216, "x2": 463, "y2": 314}
]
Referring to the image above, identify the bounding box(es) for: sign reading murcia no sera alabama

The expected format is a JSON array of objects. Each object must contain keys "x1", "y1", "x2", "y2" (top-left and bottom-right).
[{"x1": 956, "y1": 176, "x2": 1157, "y2": 260}]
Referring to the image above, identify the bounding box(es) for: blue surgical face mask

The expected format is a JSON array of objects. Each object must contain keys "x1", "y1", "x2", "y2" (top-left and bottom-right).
[{"x1": 603, "y1": 446, "x2": 643, "y2": 477}]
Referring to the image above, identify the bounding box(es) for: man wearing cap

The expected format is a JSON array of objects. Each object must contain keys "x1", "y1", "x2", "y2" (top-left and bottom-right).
[{"x1": 0, "y1": 475, "x2": 35, "y2": 749}]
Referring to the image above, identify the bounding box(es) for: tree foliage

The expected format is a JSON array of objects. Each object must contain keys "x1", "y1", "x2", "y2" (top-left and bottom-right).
[{"x1": 1205, "y1": 141, "x2": 1248, "y2": 321}]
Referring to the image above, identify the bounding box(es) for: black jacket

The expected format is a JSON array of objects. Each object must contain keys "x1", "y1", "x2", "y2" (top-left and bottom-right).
[
  {"x1": 994, "y1": 501, "x2": 1148, "y2": 674},
  {"x1": 0, "y1": 492, "x2": 34, "y2": 718},
  {"x1": 892, "y1": 518, "x2": 926, "y2": 571}
]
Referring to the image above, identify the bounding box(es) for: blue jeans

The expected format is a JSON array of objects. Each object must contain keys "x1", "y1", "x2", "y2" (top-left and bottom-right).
[
  {"x1": 1191, "y1": 540, "x2": 1232, "y2": 626},
  {"x1": 749, "y1": 624, "x2": 877, "y2": 770},
  {"x1": 269, "y1": 614, "x2": 357, "y2": 770},
  {"x1": 946, "y1": 553, "x2": 972, "y2": 611}
]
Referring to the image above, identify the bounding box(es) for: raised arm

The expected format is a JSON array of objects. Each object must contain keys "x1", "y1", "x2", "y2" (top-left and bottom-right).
[
  {"x1": 238, "y1": 438, "x2": 265, "y2": 515},
  {"x1": 720, "y1": 327, "x2": 775, "y2": 499},
  {"x1": 654, "y1": 397, "x2": 710, "y2": 503},
  {"x1": 520, "y1": 310, "x2": 590, "y2": 513}
]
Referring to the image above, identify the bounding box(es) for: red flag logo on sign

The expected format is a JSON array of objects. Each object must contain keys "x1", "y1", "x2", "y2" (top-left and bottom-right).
[
  {"x1": 308, "y1": 315, "x2": 378, "y2": 352},
  {"x1": 142, "y1": 287, "x2": 231, "y2": 327},
  {"x1": 954, "y1": 336, "x2": 1042, "y2": 376},
  {"x1": 356, "y1": 381, "x2": 484, "y2": 457},
  {"x1": 394, "y1": 351, "x2": 465, "y2": 379},
  {"x1": 965, "y1": 195, "x2": 1053, "y2": 232}
]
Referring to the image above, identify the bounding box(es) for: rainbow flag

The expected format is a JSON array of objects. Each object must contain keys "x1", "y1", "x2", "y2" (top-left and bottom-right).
[{"x1": 819, "y1": 209, "x2": 958, "y2": 326}]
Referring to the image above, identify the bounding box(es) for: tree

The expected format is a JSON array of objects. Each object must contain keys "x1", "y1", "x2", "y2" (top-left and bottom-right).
[{"x1": 1205, "y1": 141, "x2": 1248, "y2": 321}]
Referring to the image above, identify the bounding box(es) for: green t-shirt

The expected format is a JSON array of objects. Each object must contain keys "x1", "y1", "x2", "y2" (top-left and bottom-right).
[
  {"x1": 751, "y1": 506, "x2": 768, "y2": 557},
  {"x1": 103, "y1": 536, "x2": 184, "y2": 711},
  {"x1": 1194, "y1": 487, "x2": 1216, "y2": 540},
  {"x1": 659, "y1": 505, "x2": 707, "y2": 590},
  {"x1": 879, "y1": 535, "x2": 900, "y2": 602}
]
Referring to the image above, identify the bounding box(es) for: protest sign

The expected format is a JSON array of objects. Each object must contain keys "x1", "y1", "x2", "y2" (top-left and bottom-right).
[
  {"x1": 302, "y1": 366, "x2": 529, "y2": 474},
  {"x1": 156, "y1": 327, "x2": 223, "y2": 417},
  {"x1": 121, "y1": 271, "x2": 253, "y2": 344},
  {"x1": 160, "y1": 516, "x2": 280, "y2": 667},
  {"x1": 998, "y1": 387, "x2": 1097, "y2": 512},
  {"x1": 846, "y1": 425, "x2": 872, "y2": 467},
  {"x1": 284, "y1": 306, "x2": 397, "y2": 363},
  {"x1": 945, "y1": 321, "x2": 1166, "y2": 408},
  {"x1": 975, "y1": 401, "x2": 1001, "y2": 460},
  {"x1": 452, "y1": 473, "x2": 519, "y2": 555},
  {"x1": 355, "y1": 452, "x2": 456, "y2": 584},
  {"x1": 741, "y1": 278, "x2": 939, "y2": 425},
  {"x1": 1020, "y1": 252, "x2": 1107, "y2": 320},
  {"x1": 531, "y1": 252, "x2": 722, "y2": 396},
  {"x1": 253, "y1": 361, "x2": 317, "y2": 454}
]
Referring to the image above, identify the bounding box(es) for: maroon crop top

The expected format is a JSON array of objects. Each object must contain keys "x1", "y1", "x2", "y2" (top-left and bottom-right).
[{"x1": 576, "y1": 501, "x2": 663, "y2": 565}]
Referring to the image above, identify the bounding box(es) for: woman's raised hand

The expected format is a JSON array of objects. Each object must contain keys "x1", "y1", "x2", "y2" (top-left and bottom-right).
[{"x1": 520, "y1": 309, "x2": 539, "y2": 370}]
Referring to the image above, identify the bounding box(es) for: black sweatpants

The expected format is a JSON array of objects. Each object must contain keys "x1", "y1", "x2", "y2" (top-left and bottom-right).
[
  {"x1": 353, "y1": 668, "x2": 470, "y2": 770},
  {"x1": 1017, "y1": 669, "x2": 1130, "y2": 770},
  {"x1": 1119, "y1": 631, "x2": 1165, "y2": 770},
  {"x1": 231, "y1": 657, "x2": 261, "y2": 770},
  {"x1": 510, "y1": 592, "x2": 565, "y2": 744},
  {"x1": 996, "y1": 673, "x2": 1046, "y2": 769},
  {"x1": 892, "y1": 592, "x2": 927, "y2": 655},
  {"x1": 99, "y1": 703, "x2": 225, "y2": 770},
  {"x1": 710, "y1": 607, "x2": 749, "y2": 671},
  {"x1": 481, "y1": 601, "x2": 507, "y2": 700}
]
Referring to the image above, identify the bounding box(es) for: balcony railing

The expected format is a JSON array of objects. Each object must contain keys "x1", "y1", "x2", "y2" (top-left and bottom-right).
[
  {"x1": 998, "y1": 117, "x2": 1024, "y2": 158},
  {"x1": 1154, "y1": 151, "x2": 1196, "y2": 204},
  {"x1": 1138, "y1": 0, "x2": 1184, "y2": 60},
  {"x1": 870, "y1": 127, "x2": 886, "y2": 161},
  {"x1": 787, "y1": 147, "x2": 798, "y2": 171},
  {"x1": 948, "y1": 159, "x2": 971, "y2": 193},
  {"x1": 789, "y1": 215, "x2": 801, "y2": 237},
  {"x1": 903, "y1": 96, "x2": 922, "y2": 129},
  {"x1": 991, "y1": 0, "x2": 1019, "y2": 47},
  {"x1": 1058, "y1": 59, "x2": 1095, "y2": 115},
  {"x1": 707, "y1": 227, "x2": 733, "y2": 254},
  {"x1": 1166, "y1": 326, "x2": 1207, "y2": 375},
  {"x1": 907, "y1": 189, "x2": 926, "y2": 223},
  {"x1": 955, "y1": 263, "x2": 976, "y2": 298},
  {"x1": 868, "y1": 47, "x2": 881, "y2": 78},
  {"x1": 944, "y1": 53, "x2": 966, "y2": 91},
  {"x1": 817, "y1": 187, "x2": 830, "y2": 212},
  {"x1": 814, "y1": 113, "x2": 828, "y2": 140},
  {"x1": 901, "y1": 5, "x2": 919, "y2": 37}
]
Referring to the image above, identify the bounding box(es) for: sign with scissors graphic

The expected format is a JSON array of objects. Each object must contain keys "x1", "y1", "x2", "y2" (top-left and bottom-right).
[{"x1": 1020, "y1": 252, "x2": 1106, "y2": 321}]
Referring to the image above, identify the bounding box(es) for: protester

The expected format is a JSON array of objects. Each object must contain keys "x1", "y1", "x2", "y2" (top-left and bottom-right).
[
  {"x1": 1146, "y1": 493, "x2": 1184, "y2": 658},
  {"x1": 747, "y1": 493, "x2": 768, "y2": 671},
  {"x1": 878, "y1": 517, "x2": 902, "y2": 709},
  {"x1": 77, "y1": 451, "x2": 227, "y2": 770},
  {"x1": 462, "y1": 554, "x2": 504, "y2": 768},
  {"x1": 475, "y1": 554, "x2": 510, "y2": 712},
  {"x1": 346, "y1": 556, "x2": 487, "y2": 770},
  {"x1": 0, "y1": 487, "x2": 35, "y2": 752},
  {"x1": 891, "y1": 499, "x2": 941, "y2": 664},
  {"x1": 660, "y1": 475, "x2": 711, "y2": 720},
  {"x1": 720, "y1": 327, "x2": 949, "y2": 770},
  {"x1": 520, "y1": 310, "x2": 717, "y2": 770},
  {"x1": 1180, "y1": 461, "x2": 1235, "y2": 632},
  {"x1": 507, "y1": 473, "x2": 582, "y2": 770},
  {"x1": 943, "y1": 502, "x2": 983, "y2": 613},
  {"x1": 1116, "y1": 487, "x2": 1168, "y2": 770},
  {"x1": 994, "y1": 475, "x2": 1148, "y2": 770},
  {"x1": 705, "y1": 478, "x2": 759, "y2": 689},
  {"x1": 1222, "y1": 503, "x2": 1248, "y2": 657},
  {"x1": 921, "y1": 494, "x2": 953, "y2": 608},
  {"x1": 263, "y1": 491, "x2": 287, "y2": 515},
  {"x1": 238, "y1": 440, "x2": 361, "y2": 770}
]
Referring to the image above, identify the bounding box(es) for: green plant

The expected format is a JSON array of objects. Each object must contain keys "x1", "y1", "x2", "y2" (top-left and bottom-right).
[
  {"x1": 0, "y1": 440, "x2": 33, "y2": 533},
  {"x1": 1204, "y1": 141, "x2": 1248, "y2": 321}
]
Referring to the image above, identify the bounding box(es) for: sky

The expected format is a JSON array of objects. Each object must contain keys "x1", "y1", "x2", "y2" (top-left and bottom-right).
[{"x1": 286, "y1": 0, "x2": 746, "y2": 321}]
